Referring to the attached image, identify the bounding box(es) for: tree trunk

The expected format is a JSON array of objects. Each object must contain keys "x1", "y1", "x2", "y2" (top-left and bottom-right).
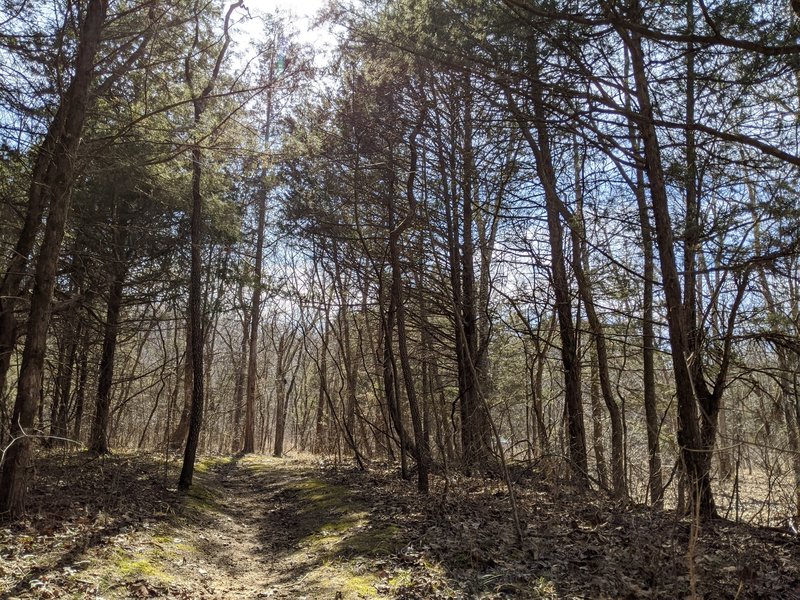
[
  {"x1": 390, "y1": 106, "x2": 429, "y2": 493},
  {"x1": 590, "y1": 353, "x2": 609, "y2": 490},
  {"x1": 619, "y1": 12, "x2": 714, "y2": 517},
  {"x1": 243, "y1": 150, "x2": 269, "y2": 455},
  {"x1": 627, "y1": 100, "x2": 664, "y2": 507},
  {"x1": 574, "y1": 250, "x2": 626, "y2": 496},
  {"x1": 72, "y1": 331, "x2": 90, "y2": 442},
  {"x1": 178, "y1": 141, "x2": 206, "y2": 490},
  {"x1": 50, "y1": 326, "x2": 74, "y2": 445},
  {"x1": 313, "y1": 323, "x2": 329, "y2": 454},
  {"x1": 0, "y1": 0, "x2": 108, "y2": 518},
  {"x1": 779, "y1": 362, "x2": 800, "y2": 514},
  {"x1": 88, "y1": 269, "x2": 126, "y2": 455},
  {"x1": 178, "y1": 2, "x2": 242, "y2": 490},
  {"x1": 457, "y1": 78, "x2": 491, "y2": 474},
  {"x1": 273, "y1": 333, "x2": 288, "y2": 457},
  {"x1": 231, "y1": 308, "x2": 250, "y2": 453},
  {"x1": 169, "y1": 331, "x2": 192, "y2": 450},
  {"x1": 382, "y1": 280, "x2": 408, "y2": 478},
  {"x1": 717, "y1": 395, "x2": 733, "y2": 481},
  {"x1": 505, "y1": 82, "x2": 588, "y2": 485},
  {"x1": 54, "y1": 323, "x2": 79, "y2": 444}
]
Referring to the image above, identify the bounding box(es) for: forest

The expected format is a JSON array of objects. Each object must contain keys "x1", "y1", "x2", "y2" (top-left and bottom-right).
[{"x1": 1, "y1": 0, "x2": 800, "y2": 598}]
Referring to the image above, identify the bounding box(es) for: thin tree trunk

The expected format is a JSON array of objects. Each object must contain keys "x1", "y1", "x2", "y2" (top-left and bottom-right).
[
  {"x1": 48, "y1": 336, "x2": 69, "y2": 443},
  {"x1": 88, "y1": 269, "x2": 126, "y2": 455},
  {"x1": 54, "y1": 320, "x2": 80, "y2": 443},
  {"x1": 505, "y1": 83, "x2": 588, "y2": 484},
  {"x1": 390, "y1": 105, "x2": 429, "y2": 493},
  {"x1": 243, "y1": 97, "x2": 271, "y2": 455},
  {"x1": 313, "y1": 323, "x2": 329, "y2": 454},
  {"x1": 629, "y1": 124, "x2": 664, "y2": 507},
  {"x1": 569, "y1": 142, "x2": 626, "y2": 498},
  {"x1": 382, "y1": 283, "x2": 408, "y2": 478},
  {"x1": 178, "y1": 1, "x2": 242, "y2": 490},
  {"x1": 169, "y1": 331, "x2": 192, "y2": 450},
  {"x1": 72, "y1": 330, "x2": 90, "y2": 442},
  {"x1": 457, "y1": 77, "x2": 491, "y2": 474},
  {"x1": 231, "y1": 308, "x2": 250, "y2": 453},
  {"x1": 178, "y1": 142, "x2": 206, "y2": 488},
  {"x1": 590, "y1": 353, "x2": 609, "y2": 490},
  {"x1": 273, "y1": 333, "x2": 288, "y2": 457},
  {"x1": 622, "y1": 46, "x2": 664, "y2": 506}
]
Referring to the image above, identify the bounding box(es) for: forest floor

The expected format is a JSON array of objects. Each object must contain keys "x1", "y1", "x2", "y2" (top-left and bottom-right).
[{"x1": 1, "y1": 453, "x2": 799, "y2": 599}]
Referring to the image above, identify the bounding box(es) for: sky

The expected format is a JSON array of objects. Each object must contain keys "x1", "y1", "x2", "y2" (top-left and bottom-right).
[
  {"x1": 237, "y1": 0, "x2": 334, "y2": 59},
  {"x1": 245, "y1": 0, "x2": 328, "y2": 19}
]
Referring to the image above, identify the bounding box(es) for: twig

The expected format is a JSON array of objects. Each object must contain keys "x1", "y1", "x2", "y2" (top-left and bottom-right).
[{"x1": 0, "y1": 422, "x2": 82, "y2": 468}]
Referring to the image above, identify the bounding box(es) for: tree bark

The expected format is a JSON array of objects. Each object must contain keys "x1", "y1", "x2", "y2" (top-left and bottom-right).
[
  {"x1": 389, "y1": 103, "x2": 429, "y2": 492},
  {"x1": 71, "y1": 330, "x2": 90, "y2": 442},
  {"x1": 231, "y1": 306, "x2": 250, "y2": 453},
  {"x1": 243, "y1": 95, "x2": 272, "y2": 455},
  {"x1": 626, "y1": 106, "x2": 664, "y2": 507},
  {"x1": 590, "y1": 353, "x2": 609, "y2": 490},
  {"x1": 54, "y1": 325, "x2": 79, "y2": 443},
  {"x1": 178, "y1": 142, "x2": 206, "y2": 489},
  {"x1": 571, "y1": 211, "x2": 627, "y2": 497},
  {"x1": 382, "y1": 278, "x2": 408, "y2": 478},
  {"x1": 313, "y1": 322, "x2": 329, "y2": 455},
  {"x1": 273, "y1": 333, "x2": 288, "y2": 457},
  {"x1": 169, "y1": 330, "x2": 192, "y2": 450}
]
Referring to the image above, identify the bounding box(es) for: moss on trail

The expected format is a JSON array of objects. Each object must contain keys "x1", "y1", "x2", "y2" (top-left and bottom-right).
[
  {"x1": 183, "y1": 481, "x2": 222, "y2": 515},
  {"x1": 284, "y1": 475, "x2": 406, "y2": 561},
  {"x1": 2, "y1": 454, "x2": 428, "y2": 599},
  {"x1": 194, "y1": 455, "x2": 234, "y2": 474},
  {"x1": 233, "y1": 457, "x2": 413, "y2": 598},
  {"x1": 113, "y1": 550, "x2": 170, "y2": 581}
]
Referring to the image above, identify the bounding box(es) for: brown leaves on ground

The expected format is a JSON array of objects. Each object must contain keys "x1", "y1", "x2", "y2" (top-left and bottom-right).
[{"x1": 1, "y1": 452, "x2": 799, "y2": 599}]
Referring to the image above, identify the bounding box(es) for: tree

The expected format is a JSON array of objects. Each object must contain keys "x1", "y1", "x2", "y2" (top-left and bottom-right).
[
  {"x1": 178, "y1": 0, "x2": 244, "y2": 492},
  {"x1": 0, "y1": 0, "x2": 109, "y2": 518}
]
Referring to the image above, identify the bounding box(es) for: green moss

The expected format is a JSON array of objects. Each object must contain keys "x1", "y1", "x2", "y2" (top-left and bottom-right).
[
  {"x1": 239, "y1": 455, "x2": 291, "y2": 474},
  {"x1": 152, "y1": 535, "x2": 172, "y2": 544},
  {"x1": 308, "y1": 566, "x2": 380, "y2": 599},
  {"x1": 320, "y1": 517, "x2": 365, "y2": 534},
  {"x1": 285, "y1": 474, "x2": 406, "y2": 563},
  {"x1": 194, "y1": 455, "x2": 233, "y2": 474},
  {"x1": 294, "y1": 479, "x2": 328, "y2": 490},
  {"x1": 239, "y1": 456, "x2": 276, "y2": 473},
  {"x1": 184, "y1": 482, "x2": 221, "y2": 513},
  {"x1": 113, "y1": 550, "x2": 170, "y2": 582},
  {"x1": 338, "y1": 523, "x2": 403, "y2": 557},
  {"x1": 389, "y1": 569, "x2": 413, "y2": 588},
  {"x1": 341, "y1": 574, "x2": 379, "y2": 597}
]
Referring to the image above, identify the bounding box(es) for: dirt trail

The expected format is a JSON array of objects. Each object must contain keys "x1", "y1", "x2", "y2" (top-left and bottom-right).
[{"x1": 101, "y1": 455, "x2": 413, "y2": 599}]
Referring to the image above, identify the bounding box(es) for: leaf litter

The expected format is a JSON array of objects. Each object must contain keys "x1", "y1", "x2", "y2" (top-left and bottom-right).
[{"x1": 1, "y1": 452, "x2": 798, "y2": 598}]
